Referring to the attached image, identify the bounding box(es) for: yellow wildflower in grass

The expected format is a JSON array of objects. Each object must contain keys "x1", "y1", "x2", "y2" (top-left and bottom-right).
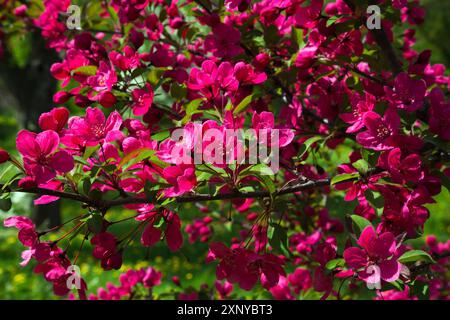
[{"x1": 13, "y1": 273, "x2": 26, "y2": 285}]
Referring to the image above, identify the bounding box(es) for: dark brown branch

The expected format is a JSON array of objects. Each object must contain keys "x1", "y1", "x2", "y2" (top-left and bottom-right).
[{"x1": 1, "y1": 178, "x2": 330, "y2": 209}]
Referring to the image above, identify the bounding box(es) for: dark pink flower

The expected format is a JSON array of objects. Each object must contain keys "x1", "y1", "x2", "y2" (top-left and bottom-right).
[
  {"x1": 4, "y1": 216, "x2": 38, "y2": 250},
  {"x1": 233, "y1": 62, "x2": 267, "y2": 85},
  {"x1": 207, "y1": 242, "x2": 285, "y2": 291},
  {"x1": 164, "y1": 211, "x2": 183, "y2": 252},
  {"x1": 288, "y1": 268, "x2": 312, "y2": 294},
  {"x1": 131, "y1": 83, "x2": 154, "y2": 116},
  {"x1": 344, "y1": 226, "x2": 404, "y2": 285},
  {"x1": 38, "y1": 107, "x2": 69, "y2": 132},
  {"x1": 340, "y1": 93, "x2": 375, "y2": 133},
  {"x1": 252, "y1": 111, "x2": 294, "y2": 147},
  {"x1": 142, "y1": 267, "x2": 162, "y2": 288},
  {"x1": 87, "y1": 61, "x2": 117, "y2": 92},
  {"x1": 109, "y1": 46, "x2": 141, "y2": 71},
  {"x1": 295, "y1": 46, "x2": 318, "y2": 69},
  {"x1": 91, "y1": 232, "x2": 117, "y2": 260},
  {"x1": 0, "y1": 148, "x2": 10, "y2": 163},
  {"x1": 4, "y1": 216, "x2": 34, "y2": 230},
  {"x1": 188, "y1": 60, "x2": 239, "y2": 99},
  {"x1": 204, "y1": 23, "x2": 243, "y2": 59},
  {"x1": 17, "y1": 130, "x2": 74, "y2": 184},
  {"x1": 356, "y1": 109, "x2": 400, "y2": 151},
  {"x1": 375, "y1": 286, "x2": 416, "y2": 300},
  {"x1": 385, "y1": 72, "x2": 426, "y2": 112},
  {"x1": 379, "y1": 148, "x2": 423, "y2": 183},
  {"x1": 90, "y1": 91, "x2": 117, "y2": 108},
  {"x1": 141, "y1": 224, "x2": 161, "y2": 247},
  {"x1": 66, "y1": 107, "x2": 123, "y2": 147},
  {"x1": 294, "y1": 0, "x2": 323, "y2": 28},
  {"x1": 163, "y1": 164, "x2": 197, "y2": 197},
  {"x1": 215, "y1": 280, "x2": 233, "y2": 299},
  {"x1": 269, "y1": 276, "x2": 293, "y2": 300},
  {"x1": 91, "y1": 232, "x2": 122, "y2": 270},
  {"x1": 428, "y1": 87, "x2": 450, "y2": 141},
  {"x1": 392, "y1": 0, "x2": 408, "y2": 10}
]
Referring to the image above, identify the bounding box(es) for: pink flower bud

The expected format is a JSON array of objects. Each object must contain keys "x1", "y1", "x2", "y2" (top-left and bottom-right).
[
  {"x1": 13, "y1": 5, "x2": 27, "y2": 17},
  {"x1": 0, "y1": 148, "x2": 10, "y2": 163}
]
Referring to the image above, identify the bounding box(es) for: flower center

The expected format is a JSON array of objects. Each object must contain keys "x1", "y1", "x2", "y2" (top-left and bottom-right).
[
  {"x1": 91, "y1": 124, "x2": 105, "y2": 138},
  {"x1": 376, "y1": 125, "x2": 390, "y2": 139}
]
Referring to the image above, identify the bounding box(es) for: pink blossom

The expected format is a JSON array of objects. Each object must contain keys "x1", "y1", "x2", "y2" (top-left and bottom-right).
[
  {"x1": 378, "y1": 148, "x2": 423, "y2": 183},
  {"x1": 204, "y1": 23, "x2": 243, "y2": 59},
  {"x1": 428, "y1": 87, "x2": 450, "y2": 140},
  {"x1": 252, "y1": 111, "x2": 294, "y2": 147},
  {"x1": 207, "y1": 242, "x2": 285, "y2": 291},
  {"x1": 188, "y1": 60, "x2": 239, "y2": 99},
  {"x1": 131, "y1": 83, "x2": 154, "y2": 116},
  {"x1": 385, "y1": 72, "x2": 426, "y2": 112},
  {"x1": 163, "y1": 164, "x2": 197, "y2": 197},
  {"x1": 340, "y1": 93, "x2": 375, "y2": 133},
  {"x1": 141, "y1": 224, "x2": 162, "y2": 247},
  {"x1": 16, "y1": 130, "x2": 74, "y2": 184},
  {"x1": 87, "y1": 61, "x2": 118, "y2": 92},
  {"x1": 164, "y1": 211, "x2": 183, "y2": 252},
  {"x1": 233, "y1": 62, "x2": 267, "y2": 85},
  {"x1": 66, "y1": 107, "x2": 123, "y2": 147},
  {"x1": 0, "y1": 148, "x2": 10, "y2": 163},
  {"x1": 356, "y1": 109, "x2": 400, "y2": 151},
  {"x1": 344, "y1": 226, "x2": 404, "y2": 285},
  {"x1": 215, "y1": 280, "x2": 234, "y2": 299},
  {"x1": 38, "y1": 107, "x2": 69, "y2": 132},
  {"x1": 375, "y1": 286, "x2": 417, "y2": 300}
]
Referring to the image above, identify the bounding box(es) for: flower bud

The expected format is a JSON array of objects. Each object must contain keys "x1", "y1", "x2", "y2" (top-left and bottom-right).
[{"x1": 0, "y1": 148, "x2": 10, "y2": 163}]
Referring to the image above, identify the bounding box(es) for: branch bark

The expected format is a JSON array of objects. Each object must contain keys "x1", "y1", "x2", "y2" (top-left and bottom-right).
[{"x1": 1, "y1": 178, "x2": 330, "y2": 209}]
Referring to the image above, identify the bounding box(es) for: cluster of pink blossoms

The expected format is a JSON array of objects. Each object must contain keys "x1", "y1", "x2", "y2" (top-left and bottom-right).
[{"x1": 0, "y1": 0, "x2": 448, "y2": 300}]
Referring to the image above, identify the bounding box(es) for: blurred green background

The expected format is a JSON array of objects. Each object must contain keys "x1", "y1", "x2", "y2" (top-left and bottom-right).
[{"x1": 0, "y1": 0, "x2": 449, "y2": 299}]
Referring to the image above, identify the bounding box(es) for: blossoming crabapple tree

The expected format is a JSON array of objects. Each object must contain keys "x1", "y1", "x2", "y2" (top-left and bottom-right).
[{"x1": 0, "y1": 0, "x2": 449, "y2": 300}]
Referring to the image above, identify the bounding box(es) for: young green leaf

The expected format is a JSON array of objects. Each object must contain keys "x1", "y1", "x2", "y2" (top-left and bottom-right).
[{"x1": 398, "y1": 250, "x2": 436, "y2": 264}]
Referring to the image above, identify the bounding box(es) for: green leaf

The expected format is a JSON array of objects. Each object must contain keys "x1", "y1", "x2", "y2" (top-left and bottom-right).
[
  {"x1": 151, "y1": 130, "x2": 170, "y2": 142},
  {"x1": 326, "y1": 15, "x2": 340, "y2": 27},
  {"x1": 182, "y1": 98, "x2": 204, "y2": 124},
  {"x1": 83, "y1": 145, "x2": 100, "y2": 160},
  {"x1": 72, "y1": 65, "x2": 98, "y2": 76},
  {"x1": 268, "y1": 223, "x2": 291, "y2": 257},
  {"x1": 73, "y1": 156, "x2": 90, "y2": 166},
  {"x1": 291, "y1": 28, "x2": 304, "y2": 49},
  {"x1": 297, "y1": 136, "x2": 323, "y2": 159},
  {"x1": 331, "y1": 173, "x2": 358, "y2": 185},
  {"x1": 364, "y1": 189, "x2": 384, "y2": 209},
  {"x1": 233, "y1": 94, "x2": 253, "y2": 115},
  {"x1": 352, "y1": 159, "x2": 369, "y2": 174},
  {"x1": 87, "y1": 213, "x2": 104, "y2": 234},
  {"x1": 170, "y1": 83, "x2": 187, "y2": 101},
  {"x1": 325, "y1": 258, "x2": 345, "y2": 270},
  {"x1": 118, "y1": 148, "x2": 155, "y2": 170},
  {"x1": 77, "y1": 178, "x2": 91, "y2": 196},
  {"x1": 350, "y1": 214, "x2": 372, "y2": 234},
  {"x1": 398, "y1": 250, "x2": 436, "y2": 264}
]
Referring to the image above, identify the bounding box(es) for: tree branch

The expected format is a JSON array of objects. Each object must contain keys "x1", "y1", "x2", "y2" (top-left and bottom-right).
[{"x1": 1, "y1": 178, "x2": 330, "y2": 209}]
